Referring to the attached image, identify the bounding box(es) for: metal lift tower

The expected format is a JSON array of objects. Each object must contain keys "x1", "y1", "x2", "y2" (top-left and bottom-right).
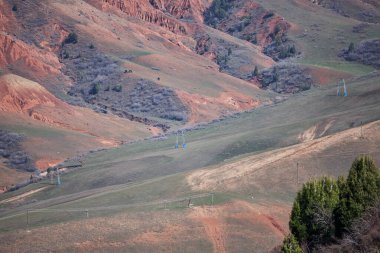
[
  {"x1": 343, "y1": 79, "x2": 348, "y2": 97},
  {"x1": 57, "y1": 169, "x2": 61, "y2": 185},
  {"x1": 174, "y1": 130, "x2": 186, "y2": 149},
  {"x1": 175, "y1": 132, "x2": 179, "y2": 149},
  {"x1": 181, "y1": 130, "x2": 186, "y2": 148},
  {"x1": 337, "y1": 79, "x2": 348, "y2": 97}
]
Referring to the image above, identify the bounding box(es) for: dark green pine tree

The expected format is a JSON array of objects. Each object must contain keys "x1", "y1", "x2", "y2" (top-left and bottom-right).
[
  {"x1": 252, "y1": 66, "x2": 259, "y2": 77},
  {"x1": 348, "y1": 42, "x2": 355, "y2": 53},
  {"x1": 334, "y1": 155, "x2": 380, "y2": 236},
  {"x1": 281, "y1": 234, "x2": 303, "y2": 253},
  {"x1": 289, "y1": 177, "x2": 340, "y2": 246}
]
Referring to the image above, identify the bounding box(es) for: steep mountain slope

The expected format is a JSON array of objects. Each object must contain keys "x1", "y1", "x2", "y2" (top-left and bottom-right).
[
  {"x1": 0, "y1": 0, "x2": 380, "y2": 252},
  {"x1": 0, "y1": 73, "x2": 151, "y2": 188},
  {"x1": 308, "y1": 0, "x2": 380, "y2": 23},
  {"x1": 0, "y1": 33, "x2": 62, "y2": 78},
  {"x1": 0, "y1": 0, "x2": 274, "y2": 182},
  {"x1": 1, "y1": 0, "x2": 272, "y2": 125},
  {"x1": 197, "y1": 0, "x2": 380, "y2": 92},
  {"x1": 0, "y1": 74, "x2": 150, "y2": 142},
  {"x1": 0, "y1": 74, "x2": 67, "y2": 114},
  {"x1": 89, "y1": 0, "x2": 206, "y2": 32},
  {"x1": 256, "y1": 0, "x2": 380, "y2": 69},
  {"x1": 1, "y1": 69, "x2": 380, "y2": 252},
  {"x1": 204, "y1": 0, "x2": 295, "y2": 60}
]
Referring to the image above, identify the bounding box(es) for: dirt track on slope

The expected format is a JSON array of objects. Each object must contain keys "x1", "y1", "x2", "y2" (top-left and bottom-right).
[{"x1": 187, "y1": 121, "x2": 380, "y2": 192}]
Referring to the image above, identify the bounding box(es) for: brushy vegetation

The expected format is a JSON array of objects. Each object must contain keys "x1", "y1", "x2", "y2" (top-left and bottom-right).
[
  {"x1": 126, "y1": 81, "x2": 188, "y2": 121},
  {"x1": 204, "y1": 0, "x2": 231, "y2": 26},
  {"x1": 339, "y1": 39, "x2": 380, "y2": 69},
  {"x1": 264, "y1": 39, "x2": 297, "y2": 61},
  {"x1": 259, "y1": 64, "x2": 313, "y2": 93},
  {"x1": 315, "y1": 202, "x2": 380, "y2": 253},
  {"x1": 59, "y1": 37, "x2": 187, "y2": 122},
  {"x1": 111, "y1": 84, "x2": 122, "y2": 92},
  {"x1": 282, "y1": 155, "x2": 380, "y2": 252},
  {"x1": 252, "y1": 66, "x2": 259, "y2": 77},
  {"x1": 263, "y1": 11, "x2": 275, "y2": 20},
  {"x1": 89, "y1": 83, "x2": 99, "y2": 95},
  {"x1": 0, "y1": 130, "x2": 36, "y2": 173},
  {"x1": 62, "y1": 32, "x2": 78, "y2": 45}
]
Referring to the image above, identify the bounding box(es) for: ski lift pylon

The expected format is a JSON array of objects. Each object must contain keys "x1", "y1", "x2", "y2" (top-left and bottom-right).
[
  {"x1": 181, "y1": 130, "x2": 186, "y2": 148},
  {"x1": 175, "y1": 132, "x2": 179, "y2": 149},
  {"x1": 337, "y1": 79, "x2": 348, "y2": 97},
  {"x1": 174, "y1": 130, "x2": 187, "y2": 149}
]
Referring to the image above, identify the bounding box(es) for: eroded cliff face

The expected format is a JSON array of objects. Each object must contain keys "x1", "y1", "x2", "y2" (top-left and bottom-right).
[
  {"x1": 94, "y1": 0, "x2": 290, "y2": 51},
  {"x1": 1, "y1": 0, "x2": 268, "y2": 126},
  {"x1": 0, "y1": 1, "x2": 12, "y2": 31},
  {"x1": 204, "y1": 0, "x2": 288, "y2": 47},
  {"x1": 87, "y1": 0, "x2": 280, "y2": 79},
  {"x1": 0, "y1": 74, "x2": 68, "y2": 114},
  {"x1": 148, "y1": 0, "x2": 211, "y2": 22},
  {"x1": 0, "y1": 33, "x2": 62, "y2": 77},
  {"x1": 95, "y1": 0, "x2": 206, "y2": 34}
]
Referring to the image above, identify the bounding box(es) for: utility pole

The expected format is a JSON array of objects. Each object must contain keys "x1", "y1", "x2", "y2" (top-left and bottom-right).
[
  {"x1": 175, "y1": 132, "x2": 179, "y2": 149},
  {"x1": 50, "y1": 171, "x2": 53, "y2": 185},
  {"x1": 360, "y1": 121, "x2": 364, "y2": 139},
  {"x1": 337, "y1": 81, "x2": 341, "y2": 96},
  {"x1": 343, "y1": 79, "x2": 348, "y2": 97},
  {"x1": 26, "y1": 209, "x2": 29, "y2": 231},
  {"x1": 57, "y1": 169, "x2": 61, "y2": 186},
  {"x1": 164, "y1": 200, "x2": 168, "y2": 210},
  {"x1": 337, "y1": 79, "x2": 348, "y2": 97},
  {"x1": 296, "y1": 162, "x2": 299, "y2": 186},
  {"x1": 181, "y1": 130, "x2": 186, "y2": 148}
]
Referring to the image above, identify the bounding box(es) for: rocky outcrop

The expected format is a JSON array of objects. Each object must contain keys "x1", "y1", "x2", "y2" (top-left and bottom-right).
[
  {"x1": 339, "y1": 39, "x2": 380, "y2": 68},
  {"x1": 0, "y1": 33, "x2": 62, "y2": 77},
  {"x1": 203, "y1": 0, "x2": 296, "y2": 62},
  {"x1": 195, "y1": 34, "x2": 219, "y2": 61},
  {"x1": 1, "y1": 0, "x2": 69, "y2": 52},
  {"x1": 148, "y1": 0, "x2": 209, "y2": 22},
  {"x1": 99, "y1": 0, "x2": 191, "y2": 34},
  {"x1": 204, "y1": 0, "x2": 290, "y2": 47}
]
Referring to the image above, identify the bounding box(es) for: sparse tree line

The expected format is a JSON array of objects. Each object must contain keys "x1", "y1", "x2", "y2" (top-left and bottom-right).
[
  {"x1": 280, "y1": 155, "x2": 380, "y2": 252},
  {"x1": 340, "y1": 40, "x2": 380, "y2": 69}
]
